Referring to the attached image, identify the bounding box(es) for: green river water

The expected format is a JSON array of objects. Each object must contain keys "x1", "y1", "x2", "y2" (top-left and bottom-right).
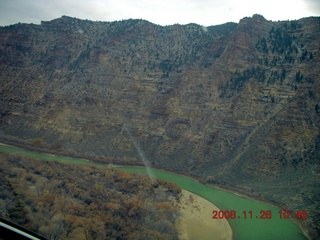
[{"x1": 0, "y1": 143, "x2": 307, "y2": 240}]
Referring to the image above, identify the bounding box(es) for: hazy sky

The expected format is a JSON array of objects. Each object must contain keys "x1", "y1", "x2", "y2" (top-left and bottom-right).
[{"x1": 0, "y1": 0, "x2": 319, "y2": 26}]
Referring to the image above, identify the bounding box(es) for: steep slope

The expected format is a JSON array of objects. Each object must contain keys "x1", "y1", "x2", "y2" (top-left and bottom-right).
[{"x1": 0, "y1": 14, "x2": 319, "y2": 238}]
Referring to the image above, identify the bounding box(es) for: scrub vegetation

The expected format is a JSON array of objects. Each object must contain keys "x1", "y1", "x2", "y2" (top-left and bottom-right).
[{"x1": 0, "y1": 153, "x2": 181, "y2": 240}]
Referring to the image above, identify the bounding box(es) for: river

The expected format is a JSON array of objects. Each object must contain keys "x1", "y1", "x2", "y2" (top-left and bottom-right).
[{"x1": 0, "y1": 143, "x2": 307, "y2": 240}]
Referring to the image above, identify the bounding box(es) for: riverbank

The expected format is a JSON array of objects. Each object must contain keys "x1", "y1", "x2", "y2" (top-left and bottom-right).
[
  {"x1": 176, "y1": 190, "x2": 232, "y2": 240},
  {"x1": 0, "y1": 142, "x2": 309, "y2": 240}
]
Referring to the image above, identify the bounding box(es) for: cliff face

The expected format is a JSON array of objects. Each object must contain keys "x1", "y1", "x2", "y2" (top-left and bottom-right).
[{"x1": 0, "y1": 14, "x2": 320, "y2": 236}]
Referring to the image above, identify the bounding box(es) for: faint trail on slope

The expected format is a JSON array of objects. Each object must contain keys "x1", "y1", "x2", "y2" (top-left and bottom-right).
[{"x1": 219, "y1": 103, "x2": 286, "y2": 178}]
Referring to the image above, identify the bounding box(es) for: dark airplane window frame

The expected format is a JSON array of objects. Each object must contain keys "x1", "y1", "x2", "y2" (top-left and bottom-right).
[{"x1": 0, "y1": 217, "x2": 47, "y2": 240}]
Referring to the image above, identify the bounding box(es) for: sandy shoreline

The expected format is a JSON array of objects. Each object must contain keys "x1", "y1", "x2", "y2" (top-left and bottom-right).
[{"x1": 176, "y1": 190, "x2": 233, "y2": 240}]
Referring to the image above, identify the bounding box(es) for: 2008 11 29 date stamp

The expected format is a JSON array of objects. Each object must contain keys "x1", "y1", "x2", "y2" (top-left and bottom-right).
[{"x1": 212, "y1": 210, "x2": 308, "y2": 220}]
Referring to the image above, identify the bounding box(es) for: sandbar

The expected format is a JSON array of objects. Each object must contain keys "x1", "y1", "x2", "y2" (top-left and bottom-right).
[{"x1": 176, "y1": 190, "x2": 232, "y2": 240}]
